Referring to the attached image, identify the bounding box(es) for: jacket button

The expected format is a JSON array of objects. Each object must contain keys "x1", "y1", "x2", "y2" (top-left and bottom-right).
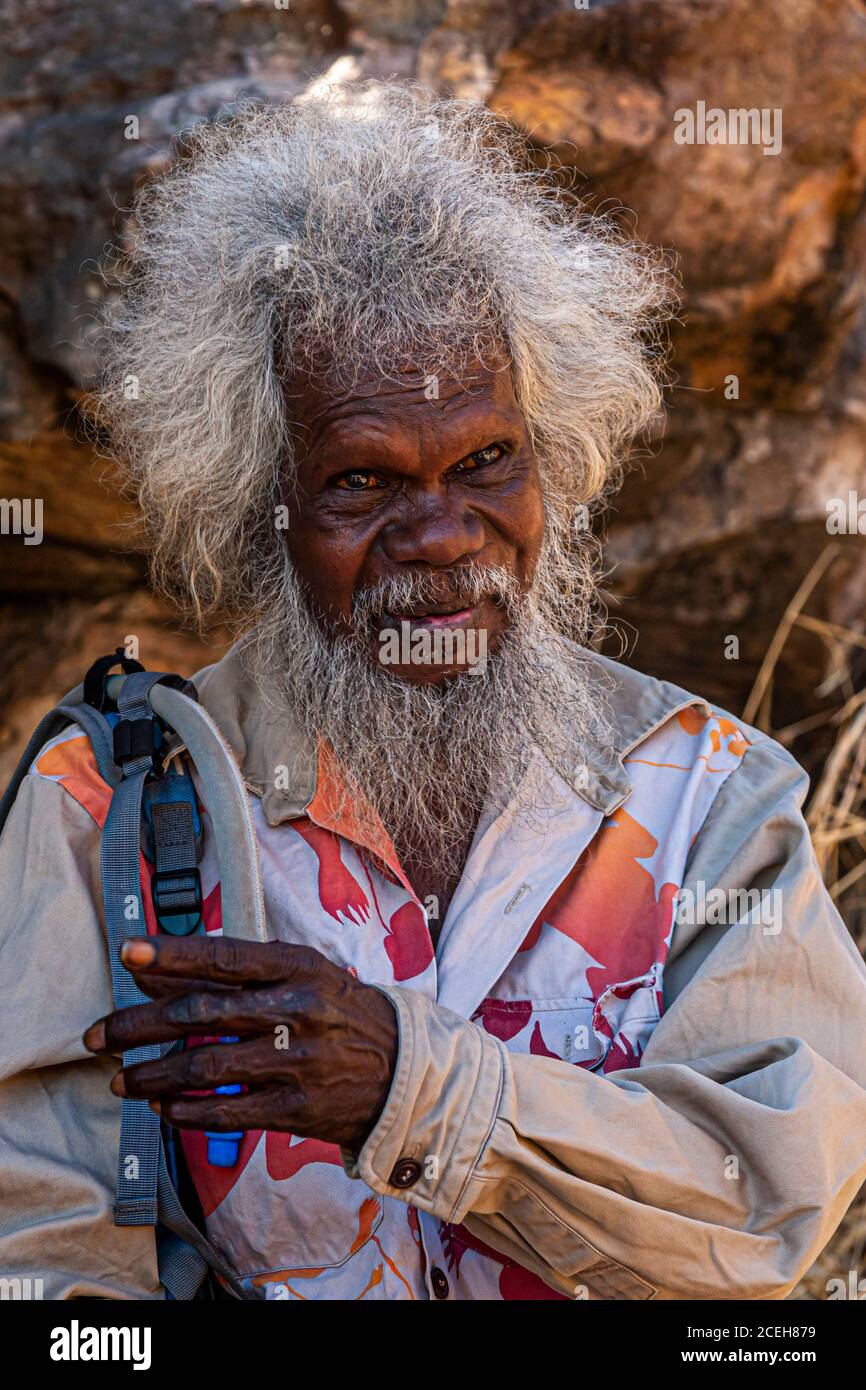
[
  {"x1": 431, "y1": 1266, "x2": 449, "y2": 1300},
  {"x1": 389, "y1": 1157, "x2": 422, "y2": 1188}
]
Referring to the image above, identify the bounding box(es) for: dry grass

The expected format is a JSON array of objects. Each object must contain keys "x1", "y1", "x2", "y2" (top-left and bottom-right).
[{"x1": 741, "y1": 543, "x2": 866, "y2": 1299}]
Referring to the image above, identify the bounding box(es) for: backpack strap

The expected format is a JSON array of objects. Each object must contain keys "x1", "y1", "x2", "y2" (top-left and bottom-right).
[
  {"x1": 101, "y1": 670, "x2": 269, "y2": 1289},
  {"x1": 0, "y1": 645, "x2": 142, "y2": 835},
  {"x1": 102, "y1": 670, "x2": 176, "y2": 1227},
  {"x1": 119, "y1": 678, "x2": 269, "y2": 944},
  {"x1": 143, "y1": 766, "x2": 204, "y2": 937},
  {"x1": 1, "y1": 655, "x2": 270, "y2": 1295}
]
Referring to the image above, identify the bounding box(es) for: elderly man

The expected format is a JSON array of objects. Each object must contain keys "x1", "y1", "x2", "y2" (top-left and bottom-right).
[{"x1": 1, "y1": 81, "x2": 865, "y2": 1303}]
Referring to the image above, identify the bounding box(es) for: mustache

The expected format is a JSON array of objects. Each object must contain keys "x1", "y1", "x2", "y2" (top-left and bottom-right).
[{"x1": 350, "y1": 562, "x2": 522, "y2": 631}]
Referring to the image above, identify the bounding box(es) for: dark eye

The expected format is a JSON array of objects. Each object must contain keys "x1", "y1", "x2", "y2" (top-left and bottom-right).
[
  {"x1": 335, "y1": 470, "x2": 381, "y2": 491},
  {"x1": 457, "y1": 444, "x2": 506, "y2": 472}
]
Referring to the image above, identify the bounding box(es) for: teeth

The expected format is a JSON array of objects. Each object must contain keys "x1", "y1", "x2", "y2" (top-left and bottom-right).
[{"x1": 384, "y1": 604, "x2": 469, "y2": 622}]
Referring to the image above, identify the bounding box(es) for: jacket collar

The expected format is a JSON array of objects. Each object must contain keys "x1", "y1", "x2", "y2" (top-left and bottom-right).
[{"x1": 193, "y1": 641, "x2": 712, "y2": 826}]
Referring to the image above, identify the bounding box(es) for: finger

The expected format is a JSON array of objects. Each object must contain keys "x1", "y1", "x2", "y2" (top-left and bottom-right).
[
  {"x1": 132, "y1": 972, "x2": 240, "y2": 1002},
  {"x1": 156, "y1": 1086, "x2": 295, "y2": 1132},
  {"x1": 114, "y1": 1037, "x2": 289, "y2": 1099},
  {"x1": 84, "y1": 985, "x2": 310, "y2": 1052},
  {"x1": 119, "y1": 936, "x2": 327, "y2": 988}
]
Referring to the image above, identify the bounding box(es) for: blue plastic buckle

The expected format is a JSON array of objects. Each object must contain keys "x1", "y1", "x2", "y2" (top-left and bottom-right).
[{"x1": 205, "y1": 1036, "x2": 243, "y2": 1167}]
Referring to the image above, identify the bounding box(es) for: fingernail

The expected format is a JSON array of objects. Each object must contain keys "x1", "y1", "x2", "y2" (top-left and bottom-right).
[
  {"x1": 83, "y1": 1022, "x2": 106, "y2": 1052},
  {"x1": 121, "y1": 940, "x2": 156, "y2": 968},
  {"x1": 110, "y1": 1071, "x2": 127, "y2": 1098}
]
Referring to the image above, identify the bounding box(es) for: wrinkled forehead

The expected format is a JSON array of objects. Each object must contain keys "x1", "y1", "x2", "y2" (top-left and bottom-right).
[{"x1": 281, "y1": 350, "x2": 522, "y2": 452}]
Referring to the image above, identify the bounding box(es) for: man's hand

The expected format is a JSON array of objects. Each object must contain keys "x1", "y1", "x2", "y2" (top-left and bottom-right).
[{"x1": 82, "y1": 936, "x2": 399, "y2": 1154}]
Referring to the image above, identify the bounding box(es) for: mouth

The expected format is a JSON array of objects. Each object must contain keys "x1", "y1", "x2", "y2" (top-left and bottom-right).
[{"x1": 383, "y1": 603, "x2": 476, "y2": 629}]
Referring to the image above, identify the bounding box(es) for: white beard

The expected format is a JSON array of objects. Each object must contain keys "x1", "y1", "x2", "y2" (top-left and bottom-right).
[{"x1": 243, "y1": 551, "x2": 611, "y2": 880}]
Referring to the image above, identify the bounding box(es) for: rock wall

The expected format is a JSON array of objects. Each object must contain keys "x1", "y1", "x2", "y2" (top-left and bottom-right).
[
  {"x1": 3, "y1": 0, "x2": 865, "y2": 735},
  {"x1": 3, "y1": 0, "x2": 865, "y2": 778}
]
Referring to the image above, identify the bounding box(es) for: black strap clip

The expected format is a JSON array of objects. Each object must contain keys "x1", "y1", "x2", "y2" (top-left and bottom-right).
[
  {"x1": 112, "y1": 716, "x2": 162, "y2": 775},
  {"x1": 150, "y1": 799, "x2": 203, "y2": 935},
  {"x1": 151, "y1": 867, "x2": 203, "y2": 935}
]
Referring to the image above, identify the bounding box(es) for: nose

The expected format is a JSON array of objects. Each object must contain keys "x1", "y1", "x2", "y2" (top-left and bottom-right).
[{"x1": 380, "y1": 490, "x2": 487, "y2": 570}]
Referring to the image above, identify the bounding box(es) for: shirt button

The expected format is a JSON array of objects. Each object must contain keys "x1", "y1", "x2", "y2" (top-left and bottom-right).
[
  {"x1": 389, "y1": 1157, "x2": 422, "y2": 1189},
  {"x1": 431, "y1": 1266, "x2": 449, "y2": 1300}
]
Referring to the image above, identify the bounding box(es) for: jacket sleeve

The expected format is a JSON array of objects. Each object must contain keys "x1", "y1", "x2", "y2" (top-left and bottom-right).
[
  {"x1": 349, "y1": 737, "x2": 866, "y2": 1300},
  {"x1": 0, "y1": 773, "x2": 162, "y2": 1299}
]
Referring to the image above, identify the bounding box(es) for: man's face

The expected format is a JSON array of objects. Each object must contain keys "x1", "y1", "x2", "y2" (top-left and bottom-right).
[{"x1": 281, "y1": 358, "x2": 545, "y2": 684}]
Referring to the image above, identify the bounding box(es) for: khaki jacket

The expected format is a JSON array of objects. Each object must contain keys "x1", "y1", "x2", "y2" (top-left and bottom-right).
[{"x1": 1, "y1": 645, "x2": 865, "y2": 1300}]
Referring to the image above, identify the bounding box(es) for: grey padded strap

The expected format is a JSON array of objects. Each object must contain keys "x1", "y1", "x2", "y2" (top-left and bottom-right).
[
  {"x1": 0, "y1": 700, "x2": 116, "y2": 833},
  {"x1": 0, "y1": 676, "x2": 124, "y2": 837},
  {"x1": 58, "y1": 702, "x2": 120, "y2": 787},
  {"x1": 103, "y1": 672, "x2": 167, "y2": 1226}
]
